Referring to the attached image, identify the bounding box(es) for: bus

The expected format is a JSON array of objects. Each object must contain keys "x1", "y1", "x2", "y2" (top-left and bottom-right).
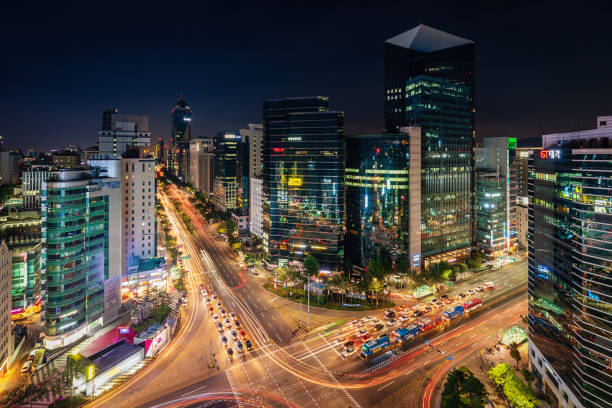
[
  {"x1": 420, "y1": 317, "x2": 444, "y2": 333},
  {"x1": 361, "y1": 337, "x2": 391, "y2": 358},
  {"x1": 463, "y1": 298, "x2": 482, "y2": 312},
  {"x1": 395, "y1": 325, "x2": 421, "y2": 342}
]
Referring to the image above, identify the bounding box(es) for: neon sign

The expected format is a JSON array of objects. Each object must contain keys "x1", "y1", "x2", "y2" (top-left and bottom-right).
[{"x1": 540, "y1": 150, "x2": 561, "y2": 159}]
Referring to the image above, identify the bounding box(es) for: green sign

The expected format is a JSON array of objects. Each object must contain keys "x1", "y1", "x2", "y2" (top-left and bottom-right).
[
  {"x1": 179, "y1": 254, "x2": 191, "y2": 260},
  {"x1": 507, "y1": 137, "x2": 517, "y2": 149}
]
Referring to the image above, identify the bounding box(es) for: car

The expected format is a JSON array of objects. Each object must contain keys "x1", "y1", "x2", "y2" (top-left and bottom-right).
[
  {"x1": 366, "y1": 315, "x2": 375, "y2": 321},
  {"x1": 206, "y1": 297, "x2": 212, "y2": 303},
  {"x1": 201, "y1": 289, "x2": 208, "y2": 297},
  {"x1": 234, "y1": 320, "x2": 241, "y2": 327},
  {"x1": 371, "y1": 319, "x2": 380, "y2": 324},
  {"x1": 349, "y1": 320, "x2": 359, "y2": 326},
  {"x1": 360, "y1": 317, "x2": 369, "y2": 323},
  {"x1": 220, "y1": 308, "x2": 227, "y2": 316},
  {"x1": 435, "y1": 302, "x2": 444, "y2": 308},
  {"x1": 458, "y1": 292, "x2": 467, "y2": 298},
  {"x1": 213, "y1": 295, "x2": 218, "y2": 300},
  {"x1": 220, "y1": 335, "x2": 228, "y2": 345},
  {"x1": 245, "y1": 339, "x2": 253, "y2": 350},
  {"x1": 21, "y1": 360, "x2": 32, "y2": 374},
  {"x1": 344, "y1": 341, "x2": 355, "y2": 351},
  {"x1": 466, "y1": 289, "x2": 475, "y2": 295},
  {"x1": 209, "y1": 306, "x2": 215, "y2": 314},
  {"x1": 429, "y1": 298, "x2": 438, "y2": 305},
  {"x1": 361, "y1": 334, "x2": 370, "y2": 342},
  {"x1": 217, "y1": 322, "x2": 224, "y2": 332},
  {"x1": 27, "y1": 349, "x2": 38, "y2": 360},
  {"x1": 213, "y1": 314, "x2": 219, "y2": 321},
  {"x1": 475, "y1": 286, "x2": 484, "y2": 292},
  {"x1": 225, "y1": 318, "x2": 232, "y2": 328},
  {"x1": 399, "y1": 315, "x2": 410, "y2": 322},
  {"x1": 385, "y1": 312, "x2": 396, "y2": 320},
  {"x1": 216, "y1": 301, "x2": 222, "y2": 307},
  {"x1": 378, "y1": 333, "x2": 389, "y2": 340},
  {"x1": 227, "y1": 347, "x2": 234, "y2": 358},
  {"x1": 424, "y1": 306, "x2": 432, "y2": 313},
  {"x1": 236, "y1": 340, "x2": 244, "y2": 352},
  {"x1": 229, "y1": 312, "x2": 236, "y2": 319},
  {"x1": 412, "y1": 310, "x2": 422, "y2": 317},
  {"x1": 373, "y1": 323, "x2": 385, "y2": 331},
  {"x1": 440, "y1": 294, "x2": 449, "y2": 300},
  {"x1": 251, "y1": 268, "x2": 259, "y2": 276},
  {"x1": 240, "y1": 330, "x2": 247, "y2": 339},
  {"x1": 357, "y1": 329, "x2": 368, "y2": 337},
  {"x1": 231, "y1": 330, "x2": 238, "y2": 340},
  {"x1": 387, "y1": 319, "x2": 397, "y2": 327},
  {"x1": 420, "y1": 318, "x2": 432, "y2": 326}
]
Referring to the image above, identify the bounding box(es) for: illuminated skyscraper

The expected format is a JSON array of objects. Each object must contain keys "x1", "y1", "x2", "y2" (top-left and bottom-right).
[
  {"x1": 263, "y1": 97, "x2": 344, "y2": 272},
  {"x1": 528, "y1": 116, "x2": 612, "y2": 408},
  {"x1": 384, "y1": 24, "x2": 475, "y2": 266},
  {"x1": 170, "y1": 96, "x2": 192, "y2": 180}
]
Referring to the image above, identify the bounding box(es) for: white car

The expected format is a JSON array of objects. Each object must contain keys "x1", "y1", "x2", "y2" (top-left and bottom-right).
[
  {"x1": 231, "y1": 330, "x2": 238, "y2": 340},
  {"x1": 21, "y1": 360, "x2": 32, "y2": 374},
  {"x1": 206, "y1": 298, "x2": 211, "y2": 304},
  {"x1": 387, "y1": 319, "x2": 397, "y2": 327},
  {"x1": 229, "y1": 312, "x2": 236, "y2": 319},
  {"x1": 220, "y1": 335, "x2": 228, "y2": 345},
  {"x1": 225, "y1": 318, "x2": 232, "y2": 328},
  {"x1": 213, "y1": 314, "x2": 219, "y2": 321},
  {"x1": 475, "y1": 286, "x2": 484, "y2": 292},
  {"x1": 217, "y1": 322, "x2": 224, "y2": 332}
]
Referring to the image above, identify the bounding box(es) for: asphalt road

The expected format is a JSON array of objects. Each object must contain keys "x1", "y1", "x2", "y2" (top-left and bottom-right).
[{"x1": 85, "y1": 185, "x2": 528, "y2": 408}]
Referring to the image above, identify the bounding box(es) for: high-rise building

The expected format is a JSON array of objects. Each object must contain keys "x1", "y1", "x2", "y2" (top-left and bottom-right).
[
  {"x1": 0, "y1": 241, "x2": 12, "y2": 374},
  {"x1": 384, "y1": 24, "x2": 475, "y2": 266},
  {"x1": 51, "y1": 150, "x2": 81, "y2": 169},
  {"x1": 516, "y1": 147, "x2": 539, "y2": 249},
  {"x1": 345, "y1": 130, "x2": 422, "y2": 277},
  {"x1": 263, "y1": 97, "x2": 344, "y2": 272},
  {"x1": 242, "y1": 124, "x2": 263, "y2": 235},
  {"x1": 88, "y1": 152, "x2": 156, "y2": 273},
  {"x1": 0, "y1": 208, "x2": 42, "y2": 317},
  {"x1": 170, "y1": 96, "x2": 192, "y2": 180},
  {"x1": 41, "y1": 170, "x2": 122, "y2": 349},
  {"x1": 0, "y1": 151, "x2": 19, "y2": 185},
  {"x1": 189, "y1": 138, "x2": 214, "y2": 196},
  {"x1": 98, "y1": 111, "x2": 151, "y2": 156},
  {"x1": 528, "y1": 116, "x2": 612, "y2": 408},
  {"x1": 22, "y1": 165, "x2": 53, "y2": 209},
  {"x1": 213, "y1": 131, "x2": 240, "y2": 213},
  {"x1": 475, "y1": 137, "x2": 518, "y2": 258},
  {"x1": 241, "y1": 124, "x2": 264, "y2": 179},
  {"x1": 249, "y1": 177, "x2": 264, "y2": 238}
]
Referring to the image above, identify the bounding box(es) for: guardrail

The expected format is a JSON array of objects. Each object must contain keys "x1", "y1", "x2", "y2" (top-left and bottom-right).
[{"x1": 362, "y1": 343, "x2": 427, "y2": 374}]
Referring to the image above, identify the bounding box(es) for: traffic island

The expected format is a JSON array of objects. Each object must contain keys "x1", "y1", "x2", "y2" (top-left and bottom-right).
[{"x1": 263, "y1": 283, "x2": 394, "y2": 311}]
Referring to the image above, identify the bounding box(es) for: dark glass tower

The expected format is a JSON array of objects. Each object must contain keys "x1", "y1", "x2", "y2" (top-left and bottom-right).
[
  {"x1": 345, "y1": 131, "x2": 422, "y2": 275},
  {"x1": 170, "y1": 96, "x2": 192, "y2": 180},
  {"x1": 263, "y1": 97, "x2": 344, "y2": 272},
  {"x1": 384, "y1": 24, "x2": 475, "y2": 264},
  {"x1": 529, "y1": 124, "x2": 612, "y2": 408},
  {"x1": 213, "y1": 131, "x2": 239, "y2": 212}
]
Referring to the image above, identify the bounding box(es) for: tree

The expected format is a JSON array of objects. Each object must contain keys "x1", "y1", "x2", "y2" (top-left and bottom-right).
[
  {"x1": 277, "y1": 268, "x2": 288, "y2": 286},
  {"x1": 303, "y1": 255, "x2": 319, "y2": 278},
  {"x1": 509, "y1": 342, "x2": 522, "y2": 369},
  {"x1": 368, "y1": 277, "x2": 385, "y2": 305},
  {"x1": 225, "y1": 218, "x2": 237, "y2": 237},
  {"x1": 441, "y1": 366, "x2": 488, "y2": 408}
]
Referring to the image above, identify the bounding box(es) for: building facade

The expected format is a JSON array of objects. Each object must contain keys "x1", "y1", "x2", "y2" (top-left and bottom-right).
[
  {"x1": 51, "y1": 151, "x2": 81, "y2": 169},
  {"x1": 384, "y1": 24, "x2": 475, "y2": 266},
  {"x1": 98, "y1": 111, "x2": 151, "y2": 156},
  {"x1": 345, "y1": 130, "x2": 422, "y2": 276},
  {"x1": 263, "y1": 97, "x2": 344, "y2": 272},
  {"x1": 170, "y1": 97, "x2": 192, "y2": 181},
  {"x1": 0, "y1": 241, "x2": 12, "y2": 373},
  {"x1": 41, "y1": 170, "x2": 122, "y2": 349},
  {"x1": 475, "y1": 137, "x2": 518, "y2": 258},
  {"x1": 189, "y1": 138, "x2": 214, "y2": 195},
  {"x1": 528, "y1": 117, "x2": 612, "y2": 408},
  {"x1": 0, "y1": 152, "x2": 19, "y2": 185},
  {"x1": 22, "y1": 165, "x2": 53, "y2": 209},
  {"x1": 516, "y1": 147, "x2": 539, "y2": 249},
  {"x1": 213, "y1": 131, "x2": 240, "y2": 213},
  {"x1": 249, "y1": 177, "x2": 264, "y2": 238}
]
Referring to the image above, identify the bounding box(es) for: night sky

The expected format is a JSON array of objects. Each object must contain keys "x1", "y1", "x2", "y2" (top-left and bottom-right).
[{"x1": 1, "y1": 1, "x2": 611, "y2": 151}]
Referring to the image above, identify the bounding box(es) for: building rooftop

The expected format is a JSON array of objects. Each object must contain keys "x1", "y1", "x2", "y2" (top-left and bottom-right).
[
  {"x1": 386, "y1": 24, "x2": 472, "y2": 53},
  {"x1": 89, "y1": 339, "x2": 143, "y2": 375}
]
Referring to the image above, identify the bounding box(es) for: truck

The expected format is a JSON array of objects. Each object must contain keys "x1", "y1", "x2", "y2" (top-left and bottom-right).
[
  {"x1": 395, "y1": 325, "x2": 421, "y2": 342},
  {"x1": 463, "y1": 298, "x2": 482, "y2": 312},
  {"x1": 361, "y1": 336, "x2": 391, "y2": 358},
  {"x1": 444, "y1": 305, "x2": 464, "y2": 320}
]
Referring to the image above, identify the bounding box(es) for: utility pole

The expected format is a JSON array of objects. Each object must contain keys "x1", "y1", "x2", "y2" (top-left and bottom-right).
[{"x1": 307, "y1": 278, "x2": 310, "y2": 331}]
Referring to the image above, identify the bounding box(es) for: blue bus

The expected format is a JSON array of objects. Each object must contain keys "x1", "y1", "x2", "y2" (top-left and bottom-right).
[
  {"x1": 395, "y1": 325, "x2": 421, "y2": 341},
  {"x1": 361, "y1": 337, "x2": 391, "y2": 358}
]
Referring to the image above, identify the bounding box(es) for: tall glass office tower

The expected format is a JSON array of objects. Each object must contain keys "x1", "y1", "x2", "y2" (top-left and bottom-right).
[
  {"x1": 528, "y1": 117, "x2": 612, "y2": 408},
  {"x1": 384, "y1": 24, "x2": 475, "y2": 266},
  {"x1": 263, "y1": 97, "x2": 344, "y2": 272},
  {"x1": 170, "y1": 96, "x2": 192, "y2": 180}
]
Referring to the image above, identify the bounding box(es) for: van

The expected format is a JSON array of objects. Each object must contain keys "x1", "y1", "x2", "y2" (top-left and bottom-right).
[{"x1": 483, "y1": 281, "x2": 495, "y2": 289}]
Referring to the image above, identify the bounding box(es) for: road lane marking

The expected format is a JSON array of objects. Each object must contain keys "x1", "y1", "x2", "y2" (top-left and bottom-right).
[
  {"x1": 318, "y1": 333, "x2": 344, "y2": 359},
  {"x1": 377, "y1": 381, "x2": 395, "y2": 391},
  {"x1": 182, "y1": 384, "x2": 208, "y2": 396}
]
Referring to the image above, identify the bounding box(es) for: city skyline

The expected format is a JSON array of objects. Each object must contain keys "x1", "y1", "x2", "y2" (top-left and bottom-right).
[{"x1": 2, "y1": 1, "x2": 612, "y2": 151}]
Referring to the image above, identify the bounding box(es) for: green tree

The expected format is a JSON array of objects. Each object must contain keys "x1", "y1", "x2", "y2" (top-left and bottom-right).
[
  {"x1": 277, "y1": 268, "x2": 288, "y2": 285},
  {"x1": 225, "y1": 218, "x2": 237, "y2": 237},
  {"x1": 509, "y1": 342, "x2": 522, "y2": 369},
  {"x1": 303, "y1": 254, "x2": 319, "y2": 277},
  {"x1": 368, "y1": 277, "x2": 385, "y2": 305},
  {"x1": 441, "y1": 366, "x2": 488, "y2": 408}
]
